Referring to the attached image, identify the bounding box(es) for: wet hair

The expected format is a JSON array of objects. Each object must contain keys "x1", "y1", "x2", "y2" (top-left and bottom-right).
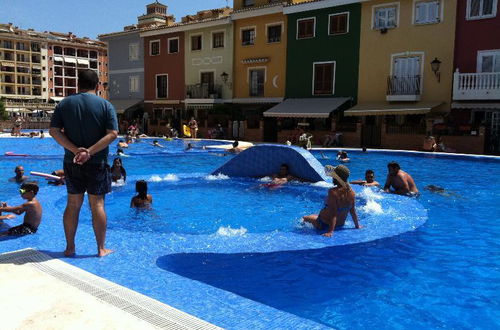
[
  {"x1": 117, "y1": 148, "x2": 124, "y2": 154},
  {"x1": 153, "y1": 140, "x2": 158, "y2": 143},
  {"x1": 40, "y1": 130, "x2": 44, "y2": 133},
  {"x1": 21, "y1": 182, "x2": 39, "y2": 195},
  {"x1": 135, "y1": 180, "x2": 148, "y2": 199},
  {"x1": 388, "y1": 161, "x2": 400, "y2": 170},
  {"x1": 112, "y1": 157, "x2": 122, "y2": 166},
  {"x1": 232, "y1": 140, "x2": 239, "y2": 148},
  {"x1": 365, "y1": 169, "x2": 375, "y2": 175},
  {"x1": 78, "y1": 69, "x2": 99, "y2": 90}
]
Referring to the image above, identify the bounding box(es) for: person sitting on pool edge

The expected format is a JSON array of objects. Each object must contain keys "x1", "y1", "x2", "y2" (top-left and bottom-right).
[
  {"x1": 130, "y1": 180, "x2": 152, "y2": 208},
  {"x1": 9, "y1": 165, "x2": 29, "y2": 183},
  {"x1": 351, "y1": 169, "x2": 380, "y2": 187},
  {"x1": 303, "y1": 165, "x2": 361, "y2": 237},
  {"x1": 383, "y1": 161, "x2": 419, "y2": 196},
  {"x1": 110, "y1": 158, "x2": 126, "y2": 183},
  {"x1": 0, "y1": 182, "x2": 42, "y2": 236}
]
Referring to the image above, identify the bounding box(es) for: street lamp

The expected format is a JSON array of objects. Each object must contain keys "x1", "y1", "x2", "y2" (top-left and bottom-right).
[{"x1": 430, "y1": 57, "x2": 441, "y2": 83}]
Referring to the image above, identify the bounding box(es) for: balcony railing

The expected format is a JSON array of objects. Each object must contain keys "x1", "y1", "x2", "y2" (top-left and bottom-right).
[
  {"x1": 453, "y1": 69, "x2": 500, "y2": 100},
  {"x1": 386, "y1": 75, "x2": 421, "y2": 101},
  {"x1": 186, "y1": 84, "x2": 222, "y2": 99}
]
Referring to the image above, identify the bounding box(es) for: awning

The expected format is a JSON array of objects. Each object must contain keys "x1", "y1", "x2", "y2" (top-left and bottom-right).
[
  {"x1": 54, "y1": 56, "x2": 64, "y2": 62},
  {"x1": 64, "y1": 57, "x2": 76, "y2": 63},
  {"x1": 264, "y1": 98, "x2": 350, "y2": 118},
  {"x1": 344, "y1": 102, "x2": 443, "y2": 116},
  {"x1": 451, "y1": 102, "x2": 500, "y2": 110},
  {"x1": 1, "y1": 62, "x2": 15, "y2": 67},
  {"x1": 50, "y1": 97, "x2": 65, "y2": 102},
  {"x1": 77, "y1": 59, "x2": 89, "y2": 65},
  {"x1": 110, "y1": 99, "x2": 143, "y2": 114},
  {"x1": 7, "y1": 108, "x2": 32, "y2": 113}
]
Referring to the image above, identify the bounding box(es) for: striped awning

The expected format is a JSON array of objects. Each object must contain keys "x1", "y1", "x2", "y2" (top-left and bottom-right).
[
  {"x1": 64, "y1": 57, "x2": 76, "y2": 63},
  {"x1": 344, "y1": 102, "x2": 443, "y2": 116},
  {"x1": 54, "y1": 56, "x2": 64, "y2": 62},
  {"x1": 77, "y1": 58, "x2": 89, "y2": 65}
]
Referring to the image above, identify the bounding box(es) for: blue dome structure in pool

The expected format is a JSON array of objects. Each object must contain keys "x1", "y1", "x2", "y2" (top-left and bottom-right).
[{"x1": 212, "y1": 144, "x2": 329, "y2": 182}]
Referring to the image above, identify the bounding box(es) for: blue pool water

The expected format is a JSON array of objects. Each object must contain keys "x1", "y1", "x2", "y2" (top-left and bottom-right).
[{"x1": 0, "y1": 138, "x2": 499, "y2": 329}]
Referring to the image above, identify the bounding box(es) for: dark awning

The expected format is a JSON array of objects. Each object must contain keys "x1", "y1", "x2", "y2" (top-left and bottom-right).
[
  {"x1": 344, "y1": 101, "x2": 443, "y2": 116},
  {"x1": 110, "y1": 99, "x2": 143, "y2": 114},
  {"x1": 451, "y1": 102, "x2": 500, "y2": 110},
  {"x1": 263, "y1": 98, "x2": 350, "y2": 118}
]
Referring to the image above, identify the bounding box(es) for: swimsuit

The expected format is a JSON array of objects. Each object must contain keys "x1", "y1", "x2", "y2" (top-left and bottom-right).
[
  {"x1": 316, "y1": 216, "x2": 327, "y2": 229},
  {"x1": 8, "y1": 223, "x2": 37, "y2": 236}
]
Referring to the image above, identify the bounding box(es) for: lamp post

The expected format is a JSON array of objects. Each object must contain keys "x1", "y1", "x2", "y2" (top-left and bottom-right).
[
  {"x1": 220, "y1": 71, "x2": 229, "y2": 84},
  {"x1": 430, "y1": 57, "x2": 441, "y2": 83}
]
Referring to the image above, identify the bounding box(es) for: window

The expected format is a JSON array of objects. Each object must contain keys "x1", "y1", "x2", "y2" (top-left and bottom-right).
[
  {"x1": 242, "y1": 28, "x2": 255, "y2": 46},
  {"x1": 191, "y1": 35, "x2": 202, "y2": 51},
  {"x1": 478, "y1": 51, "x2": 500, "y2": 73},
  {"x1": 168, "y1": 38, "x2": 179, "y2": 54},
  {"x1": 129, "y1": 43, "x2": 139, "y2": 61},
  {"x1": 244, "y1": 0, "x2": 255, "y2": 7},
  {"x1": 329, "y1": 13, "x2": 349, "y2": 35},
  {"x1": 414, "y1": 1, "x2": 440, "y2": 24},
  {"x1": 297, "y1": 18, "x2": 315, "y2": 39},
  {"x1": 249, "y1": 69, "x2": 265, "y2": 97},
  {"x1": 150, "y1": 40, "x2": 160, "y2": 56},
  {"x1": 200, "y1": 71, "x2": 215, "y2": 92},
  {"x1": 212, "y1": 32, "x2": 225, "y2": 48},
  {"x1": 374, "y1": 6, "x2": 397, "y2": 29},
  {"x1": 129, "y1": 75, "x2": 139, "y2": 92},
  {"x1": 313, "y1": 62, "x2": 335, "y2": 95},
  {"x1": 467, "y1": 0, "x2": 497, "y2": 19},
  {"x1": 156, "y1": 74, "x2": 168, "y2": 98},
  {"x1": 267, "y1": 24, "x2": 282, "y2": 43}
]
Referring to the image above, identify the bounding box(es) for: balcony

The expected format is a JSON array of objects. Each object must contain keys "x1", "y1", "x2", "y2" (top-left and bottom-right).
[
  {"x1": 386, "y1": 76, "x2": 421, "y2": 101},
  {"x1": 453, "y1": 70, "x2": 500, "y2": 100},
  {"x1": 186, "y1": 84, "x2": 222, "y2": 99}
]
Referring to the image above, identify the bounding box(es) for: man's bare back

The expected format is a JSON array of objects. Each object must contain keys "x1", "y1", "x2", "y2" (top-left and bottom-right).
[{"x1": 384, "y1": 168, "x2": 418, "y2": 195}]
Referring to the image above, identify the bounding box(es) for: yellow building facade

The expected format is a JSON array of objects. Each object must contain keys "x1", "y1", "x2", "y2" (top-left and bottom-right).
[
  {"x1": 232, "y1": 7, "x2": 288, "y2": 101},
  {"x1": 351, "y1": 0, "x2": 457, "y2": 149}
]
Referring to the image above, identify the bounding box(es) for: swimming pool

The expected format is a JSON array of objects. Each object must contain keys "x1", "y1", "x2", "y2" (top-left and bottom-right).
[{"x1": 0, "y1": 138, "x2": 499, "y2": 329}]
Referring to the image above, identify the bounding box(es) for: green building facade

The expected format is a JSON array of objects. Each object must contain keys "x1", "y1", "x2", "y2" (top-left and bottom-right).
[{"x1": 285, "y1": 2, "x2": 361, "y2": 101}]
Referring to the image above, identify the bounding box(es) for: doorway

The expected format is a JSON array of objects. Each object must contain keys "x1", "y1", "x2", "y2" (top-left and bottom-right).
[{"x1": 361, "y1": 116, "x2": 381, "y2": 147}]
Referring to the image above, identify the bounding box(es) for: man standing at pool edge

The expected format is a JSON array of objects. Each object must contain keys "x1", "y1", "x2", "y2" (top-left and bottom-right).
[{"x1": 49, "y1": 69, "x2": 118, "y2": 257}]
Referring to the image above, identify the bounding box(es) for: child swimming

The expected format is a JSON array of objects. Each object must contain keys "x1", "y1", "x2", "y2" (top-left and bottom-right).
[{"x1": 130, "y1": 180, "x2": 153, "y2": 208}]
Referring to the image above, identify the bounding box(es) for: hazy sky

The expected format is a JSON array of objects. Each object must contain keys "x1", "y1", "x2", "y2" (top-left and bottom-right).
[{"x1": 1, "y1": 0, "x2": 230, "y2": 39}]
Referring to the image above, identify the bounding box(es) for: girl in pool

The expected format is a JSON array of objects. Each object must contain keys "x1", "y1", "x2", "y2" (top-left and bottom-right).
[
  {"x1": 303, "y1": 165, "x2": 361, "y2": 237},
  {"x1": 130, "y1": 180, "x2": 153, "y2": 208},
  {"x1": 110, "y1": 158, "x2": 127, "y2": 183}
]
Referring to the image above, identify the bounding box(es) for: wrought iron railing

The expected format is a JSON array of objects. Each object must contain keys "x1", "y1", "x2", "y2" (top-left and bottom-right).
[
  {"x1": 386, "y1": 75, "x2": 421, "y2": 95},
  {"x1": 186, "y1": 84, "x2": 222, "y2": 99}
]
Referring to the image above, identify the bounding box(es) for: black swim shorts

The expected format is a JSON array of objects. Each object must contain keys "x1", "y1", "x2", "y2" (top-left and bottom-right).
[
  {"x1": 64, "y1": 162, "x2": 111, "y2": 195},
  {"x1": 8, "y1": 223, "x2": 37, "y2": 236}
]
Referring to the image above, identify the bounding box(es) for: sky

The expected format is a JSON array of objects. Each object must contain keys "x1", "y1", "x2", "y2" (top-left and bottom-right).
[{"x1": 1, "y1": 0, "x2": 230, "y2": 39}]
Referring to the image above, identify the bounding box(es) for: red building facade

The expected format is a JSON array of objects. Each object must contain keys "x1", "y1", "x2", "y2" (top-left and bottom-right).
[
  {"x1": 452, "y1": 0, "x2": 500, "y2": 153},
  {"x1": 142, "y1": 31, "x2": 185, "y2": 135}
]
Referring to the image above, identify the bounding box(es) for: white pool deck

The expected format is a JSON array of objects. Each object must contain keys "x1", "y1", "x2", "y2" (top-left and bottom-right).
[{"x1": 0, "y1": 249, "x2": 221, "y2": 330}]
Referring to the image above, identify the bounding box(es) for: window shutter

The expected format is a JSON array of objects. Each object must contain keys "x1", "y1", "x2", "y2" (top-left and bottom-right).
[{"x1": 415, "y1": 3, "x2": 425, "y2": 23}]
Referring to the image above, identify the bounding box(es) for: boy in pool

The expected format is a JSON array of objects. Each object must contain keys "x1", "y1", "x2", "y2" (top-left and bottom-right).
[
  {"x1": 130, "y1": 180, "x2": 153, "y2": 208},
  {"x1": 351, "y1": 170, "x2": 380, "y2": 187},
  {"x1": 0, "y1": 182, "x2": 42, "y2": 236}
]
